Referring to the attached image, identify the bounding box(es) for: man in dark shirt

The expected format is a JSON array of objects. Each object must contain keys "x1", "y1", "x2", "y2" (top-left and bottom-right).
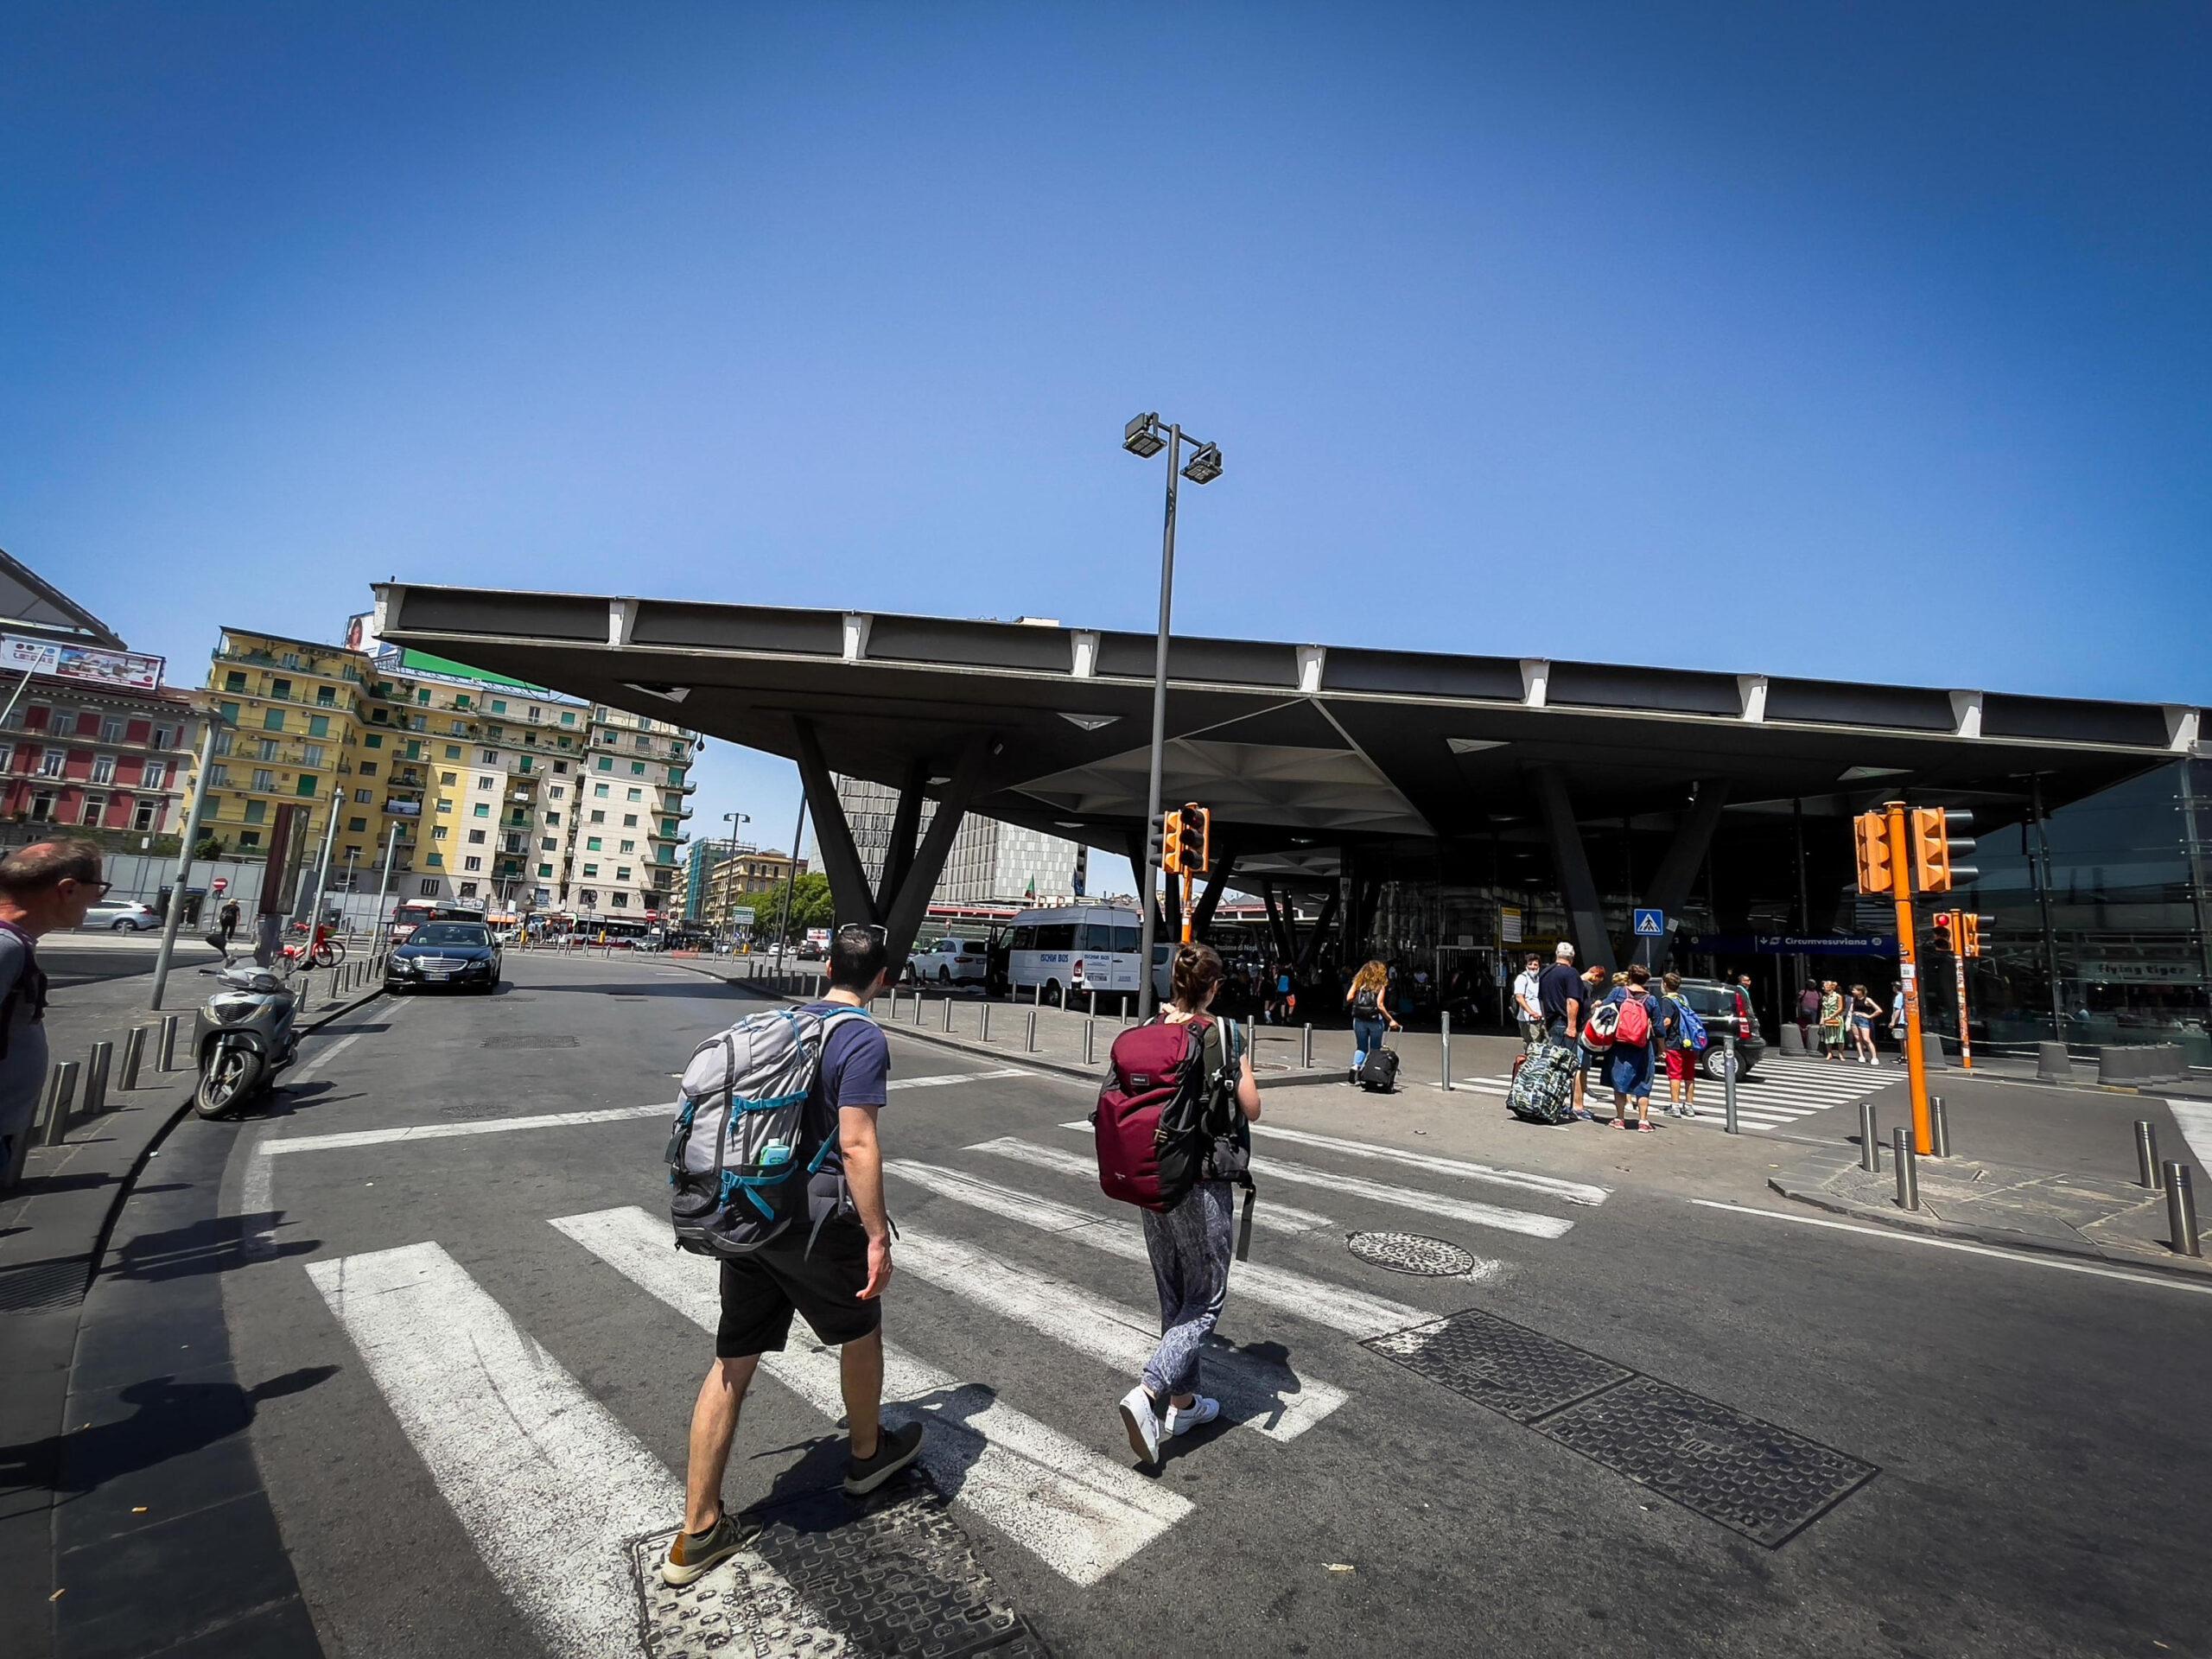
[
  {"x1": 0, "y1": 841, "x2": 100, "y2": 1185},
  {"x1": 1536, "y1": 942, "x2": 1584, "y2": 1042},
  {"x1": 664, "y1": 923, "x2": 924, "y2": 1586}
]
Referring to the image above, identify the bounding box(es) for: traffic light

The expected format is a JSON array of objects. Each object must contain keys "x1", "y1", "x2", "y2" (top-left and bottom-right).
[
  {"x1": 1961, "y1": 913, "x2": 1986, "y2": 957},
  {"x1": 1181, "y1": 803, "x2": 1211, "y2": 874},
  {"x1": 1853, "y1": 811, "x2": 1895, "y2": 895},
  {"x1": 1160, "y1": 808, "x2": 1187, "y2": 875},
  {"x1": 1910, "y1": 807, "x2": 1977, "y2": 894},
  {"x1": 1930, "y1": 911, "x2": 1955, "y2": 952}
]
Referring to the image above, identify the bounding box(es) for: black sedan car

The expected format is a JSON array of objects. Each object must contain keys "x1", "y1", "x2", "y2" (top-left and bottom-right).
[{"x1": 385, "y1": 921, "x2": 502, "y2": 994}]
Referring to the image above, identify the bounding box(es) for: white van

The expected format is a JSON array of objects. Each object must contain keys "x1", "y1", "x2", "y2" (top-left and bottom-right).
[{"x1": 1005, "y1": 903, "x2": 1170, "y2": 1007}]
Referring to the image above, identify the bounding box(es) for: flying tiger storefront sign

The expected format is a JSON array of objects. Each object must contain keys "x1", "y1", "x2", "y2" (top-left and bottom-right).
[{"x1": 2, "y1": 633, "x2": 164, "y2": 692}]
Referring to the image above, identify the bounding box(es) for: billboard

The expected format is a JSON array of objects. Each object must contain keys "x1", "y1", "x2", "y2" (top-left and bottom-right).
[{"x1": 3, "y1": 633, "x2": 163, "y2": 692}]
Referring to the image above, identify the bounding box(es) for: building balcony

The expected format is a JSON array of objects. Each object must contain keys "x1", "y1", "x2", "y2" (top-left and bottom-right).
[{"x1": 213, "y1": 646, "x2": 370, "y2": 688}]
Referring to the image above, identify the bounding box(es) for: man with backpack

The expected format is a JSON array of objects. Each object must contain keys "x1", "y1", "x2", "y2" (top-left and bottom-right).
[
  {"x1": 1659, "y1": 970, "x2": 1700, "y2": 1117},
  {"x1": 661, "y1": 924, "x2": 924, "y2": 1586}
]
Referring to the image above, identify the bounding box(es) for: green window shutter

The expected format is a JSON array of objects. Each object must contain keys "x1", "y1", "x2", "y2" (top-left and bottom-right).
[
  {"x1": 308, "y1": 715, "x2": 329, "y2": 738},
  {"x1": 264, "y1": 709, "x2": 286, "y2": 732},
  {"x1": 296, "y1": 774, "x2": 316, "y2": 797}
]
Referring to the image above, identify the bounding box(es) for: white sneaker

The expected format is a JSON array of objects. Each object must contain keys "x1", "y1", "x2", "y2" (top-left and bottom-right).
[
  {"x1": 1118, "y1": 1385, "x2": 1162, "y2": 1466},
  {"x1": 1163, "y1": 1396, "x2": 1221, "y2": 1437}
]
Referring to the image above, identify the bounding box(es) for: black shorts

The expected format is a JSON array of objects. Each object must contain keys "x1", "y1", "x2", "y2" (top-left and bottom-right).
[{"x1": 715, "y1": 1224, "x2": 880, "y2": 1358}]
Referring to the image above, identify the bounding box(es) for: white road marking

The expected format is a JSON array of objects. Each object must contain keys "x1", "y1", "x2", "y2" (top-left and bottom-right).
[
  {"x1": 306, "y1": 1241, "x2": 840, "y2": 1657},
  {"x1": 264, "y1": 1069, "x2": 1036, "y2": 1156},
  {"x1": 1242, "y1": 1154, "x2": 1574, "y2": 1239},
  {"x1": 1060, "y1": 1118, "x2": 1610, "y2": 1207},
  {"x1": 967, "y1": 1136, "x2": 1336, "y2": 1233},
  {"x1": 886, "y1": 1159, "x2": 1452, "y2": 1337},
  {"x1": 552, "y1": 1207, "x2": 1190, "y2": 1586},
  {"x1": 893, "y1": 1224, "x2": 1346, "y2": 1441},
  {"x1": 240, "y1": 1130, "x2": 278, "y2": 1262},
  {"x1": 2165, "y1": 1100, "x2": 2212, "y2": 1171},
  {"x1": 1688, "y1": 1200, "x2": 2212, "y2": 1298},
  {"x1": 889, "y1": 1067, "x2": 1033, "y2": 1090},
  {"x1": 290, "y1": 995, "x2": 413, "y2": 1086}
]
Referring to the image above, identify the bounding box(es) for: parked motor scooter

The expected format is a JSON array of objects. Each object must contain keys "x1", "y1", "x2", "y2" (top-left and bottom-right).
[{"x1": 194, "y1": 932, "x2": 302, "y2": 1117}]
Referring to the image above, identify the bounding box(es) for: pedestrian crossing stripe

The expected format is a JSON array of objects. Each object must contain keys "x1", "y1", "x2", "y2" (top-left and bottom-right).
[
  {"x1": 886, "y1": 1158, "x2": 1459, "y2": 1335},
  {"x1": 553, "y1": 1206, "x2": 1192, "y2": 1586},
  {"x1": 969, "y1": 1136, "x2": 1338, "y2": 1234},
  {"x1": 306, "y1": 1242, "x2": 846, "y2": 1659},
  {"x1": 1452, "y1": 1056, "x2": 1904, "y2": 1130}
]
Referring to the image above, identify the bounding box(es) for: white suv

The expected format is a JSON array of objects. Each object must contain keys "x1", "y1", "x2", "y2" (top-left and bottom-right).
[{"x1": 908, "y1": 936, "x2": 991, "y2": 986}]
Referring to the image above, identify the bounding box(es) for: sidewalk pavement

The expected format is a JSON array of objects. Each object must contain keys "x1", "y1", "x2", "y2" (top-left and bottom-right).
[{"x1": 1, "y1": 964, "x2": 385, "y2": 1659}]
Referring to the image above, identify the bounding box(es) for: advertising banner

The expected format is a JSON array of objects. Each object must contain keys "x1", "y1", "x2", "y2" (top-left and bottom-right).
[{"x1": 2, "y1": 633, "x2": 163, "y2": 692}]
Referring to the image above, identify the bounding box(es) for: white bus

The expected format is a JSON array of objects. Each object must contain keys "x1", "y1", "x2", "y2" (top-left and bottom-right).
[{"x1": 1004, "y1": 903, "x2": 1170, "y2": 1007}]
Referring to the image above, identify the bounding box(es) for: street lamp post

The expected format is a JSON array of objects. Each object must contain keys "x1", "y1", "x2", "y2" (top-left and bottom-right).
[
  {"x1": 1122, "y1": 412, "x2": 1224, "y2": 1019},
  {"x1": 717, "y1": 810, "x2": 750, "y2": 950}
]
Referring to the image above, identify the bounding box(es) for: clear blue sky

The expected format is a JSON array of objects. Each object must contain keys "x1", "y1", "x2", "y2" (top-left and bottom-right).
[{"x1": 7, "y1": 3, "x2": 2207, "y2": 889}]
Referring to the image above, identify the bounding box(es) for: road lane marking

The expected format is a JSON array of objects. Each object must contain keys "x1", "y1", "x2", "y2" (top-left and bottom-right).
[
  {"x1": 306, "y1": 1241, "x2": 840, "y2": 1657},
  {"x1": 263, "y1": 1070, "x2": 1037, "y2": 1155},
  {"x1": 1241, "y1": 1154, "x2": 1573, "y2": 1239},
  {"x1": 893, "y1": 1224, "x2": 1345, "y2": 1441},
  {"x1": 1688, "y1": 1200, "x2": 2212, "y2": 1298},
  {"x1": 2166, "y1": 1100, "x2": 2212, "y2": 1171},
  {"x1": 552, "y1": 1207, "x2": 1188, "y2": 1585},
  {"x1": 966, "y1": 1136, "x2": 1336, "y2": 1234},
  {"x1": 886, "y1": 1159, "x2": 1455, "y2": 1336},
  {"x1": 1057, "y1": 1118, "x2": 1610, "y2": 1207}
]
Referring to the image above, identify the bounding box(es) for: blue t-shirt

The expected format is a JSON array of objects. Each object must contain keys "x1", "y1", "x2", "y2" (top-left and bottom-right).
[{"x1": 801, "y1": 1002, "x2": 890, "y2": 1179}]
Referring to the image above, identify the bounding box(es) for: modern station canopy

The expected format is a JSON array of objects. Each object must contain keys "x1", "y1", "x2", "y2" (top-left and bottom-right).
[{"x1": 372, "y1": 582, "x2": 2198, "y2": 851}]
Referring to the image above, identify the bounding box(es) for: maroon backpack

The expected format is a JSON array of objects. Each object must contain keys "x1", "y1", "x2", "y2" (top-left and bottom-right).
[{"x1": 1094, "y1": 1014, "x2": 1252, "y2": 1217}]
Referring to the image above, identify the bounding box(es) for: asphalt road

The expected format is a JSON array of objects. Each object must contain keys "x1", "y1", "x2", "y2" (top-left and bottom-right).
[
  {"x1": 43, "y1": 937, "x2": 168, "y2": 988},
  {"x1": 183, "y1": 952, "x2": 2210, "y2": 1658}
]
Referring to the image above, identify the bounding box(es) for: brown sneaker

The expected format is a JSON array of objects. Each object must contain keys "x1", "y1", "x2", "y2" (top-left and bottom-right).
[{"x1": 660, "y1": 1508, "x2": 762, "y2": 1586}]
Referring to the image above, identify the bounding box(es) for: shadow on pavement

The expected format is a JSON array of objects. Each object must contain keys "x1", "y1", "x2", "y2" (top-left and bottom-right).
[
  {"x1": 1, "y1": 1366, "x2": 338, "y2": 1498},
  {"x1": 109, "y1": 1212, "x2": 320, "y2": 1285}
]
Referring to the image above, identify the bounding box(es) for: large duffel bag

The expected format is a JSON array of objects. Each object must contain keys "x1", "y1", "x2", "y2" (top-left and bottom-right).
[{"x1": 1507, "y1": 1041, "x2": 1578, "y2": 1124}]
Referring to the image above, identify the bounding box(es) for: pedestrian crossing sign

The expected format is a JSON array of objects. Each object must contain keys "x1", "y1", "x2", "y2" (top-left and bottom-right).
[{"x1": 1634, "y1": 908, "x2": 1665, "y2": 937}]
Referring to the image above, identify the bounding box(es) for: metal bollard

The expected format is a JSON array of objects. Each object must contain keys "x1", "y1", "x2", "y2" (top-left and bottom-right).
[
  {"x1": 1722, "y1": 1027, "x2": 1738, "y2": 1134},
  {"x1": 118, "y1": 1026, "x2": 148, "y2": 1090},
  {"x1": 942, "y1": 996, "x2": 952, "y2": 1033},
  {"x1": 1301, "y1": 1024, "x2": 1313, "y2": 1067},
  {"x1": 1034, "y1": 982, "x2": 1043, "y2": 1007},
  {"x1": 1025, "y1": 1009, "x2": 1038, "y2": 1052},
  {"x1": 84, "y1": 1041, "x2": 112, "y2": 1117},
  {"x1": 41, "y1": 1060, "x2": 80, "y2": 1147},
  {"x1": 980, "y1": 1003, "x2": 992, "y2": 1042},
  {"x1": 1859, "y1": 1102, "x2": 1879, "y2": 1173},
  {"x1": 1084, "y1": 1019, "x2": 1096, "y2": 1065},
  {"x1": 1441, "y1": 1011, "x2": 1453, "y2": 1090},
  {"x1": 160, "y1": 1013, "x2": 184, "y2": 1071},
  {"x1": 1892, "y1": 1126, "x2": 1919, "y2": 1211},
  {"x1": 2136, "y1": 1121, "x2": 2161, "y2": 1189},
  {"x1": 2164, "y1": 1163, "x2": 2201, "y2": 1257},
  {"x1": 1929, "y1": 1096, "x2": 1950, "y2": 1160}
]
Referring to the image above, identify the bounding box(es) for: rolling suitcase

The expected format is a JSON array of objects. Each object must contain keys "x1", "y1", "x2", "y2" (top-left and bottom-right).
[{"x1": 1357, "y1": 1046, "x2": 1400, "y2": 1093}]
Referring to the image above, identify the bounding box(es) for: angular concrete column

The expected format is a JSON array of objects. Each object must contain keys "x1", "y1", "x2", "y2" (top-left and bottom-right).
[
  {"x1": 873, "y1": 755, "x2": 931, "y2": 919},
  {"x1": 1530, "y1": 766, "x2": 1613, "y2": 971},
  {"x1": 1630, "y1": 781, "x2": 1730, "y2": 970},
  {"x1": 879, "y1": 734, "x2": 990, "y2": 969},
  {"x1": 791, "y1": 718, "x2": 879, "y2": 930},
  {"x1": 1192, "y1": 830, "x2": 1242, "y2": 941}
]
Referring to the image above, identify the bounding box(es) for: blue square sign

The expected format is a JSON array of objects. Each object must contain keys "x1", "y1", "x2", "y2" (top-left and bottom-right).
[{"x1": 1634, "y1": 908, "x2": 1666, "y2": 937}]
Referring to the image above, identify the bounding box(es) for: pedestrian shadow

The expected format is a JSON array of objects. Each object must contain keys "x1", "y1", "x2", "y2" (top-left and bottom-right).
[
  {"x1": 107, "y1": 1211, "x2": 319, "y2": 1285},
  {"x1": 745, "y1": 1379, "x2": 999, "y2": 1515},
  {"x1": 0, "y1": 1365, "x2": 337, "y2": 1498}
]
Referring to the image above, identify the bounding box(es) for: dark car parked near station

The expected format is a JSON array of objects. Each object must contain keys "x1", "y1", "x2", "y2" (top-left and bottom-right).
[
  {"x1": 385, "y1": 921, "x2": 502, "y2": 994},
  {"x1": 1672, "y1": 976, "x2": 1764, "y2": 1078}
]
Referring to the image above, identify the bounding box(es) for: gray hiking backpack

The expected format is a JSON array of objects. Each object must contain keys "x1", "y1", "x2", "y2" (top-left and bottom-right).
[{"x1": 665, "y1": 1005, "x2": 874, "y2": 1258}]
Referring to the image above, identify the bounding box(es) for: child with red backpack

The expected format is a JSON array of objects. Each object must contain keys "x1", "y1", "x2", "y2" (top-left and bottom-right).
[
  {"x1": 1092, "y1": 941, "x2": 1262, "y2": 1468},
  {"x1": 1586, "y1": 963, "x2": 1666, "y2": 1133}
]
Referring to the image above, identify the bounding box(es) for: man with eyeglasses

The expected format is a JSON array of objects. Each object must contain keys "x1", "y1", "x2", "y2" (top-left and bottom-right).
[{"x1": 0, "y1": 840, "x2": 105, "y2": 1183}]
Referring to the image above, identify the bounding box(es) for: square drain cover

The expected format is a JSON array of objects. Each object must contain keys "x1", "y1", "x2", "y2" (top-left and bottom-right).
[
  {"x1": 1537, "y1": 1376, "x2": 1876, "y2": 1548},
  {"x1": 1363, "y1": 1308, "x2": 1632, "y2": 1422},
  {"x1": 634, "y1": 1479, "x2": 1051, "y2": 1658}
]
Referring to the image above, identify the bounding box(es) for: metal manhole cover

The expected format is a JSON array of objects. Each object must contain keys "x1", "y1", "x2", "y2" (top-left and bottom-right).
[
  {"x1": 482, "y1": 1033, "x2": 579, "y2": 1049},
  {"x1": 1347, "y1": 1231, "x2": 1478, "y2": 1276},
  {"x1": 1364, "y1": 1307, "x2": 1633, "y2": 1420},
  {"x1": 0, "y1": 1255, "x2": 91, "y2": 1314},
  {"x1": 1538, "y1": 1376, "x2": 1878, "y2": 1548}
]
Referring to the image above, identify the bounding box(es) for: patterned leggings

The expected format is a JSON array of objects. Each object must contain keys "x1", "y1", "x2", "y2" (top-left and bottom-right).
[{"x1": 1140, "y1": 1181, "x2": 1236, "y2": 1400}]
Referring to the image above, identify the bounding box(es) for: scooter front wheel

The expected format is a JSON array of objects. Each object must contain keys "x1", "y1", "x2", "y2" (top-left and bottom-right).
[{"x1": 197, "y1": 1046, "x2": 266, "y2": 1117}]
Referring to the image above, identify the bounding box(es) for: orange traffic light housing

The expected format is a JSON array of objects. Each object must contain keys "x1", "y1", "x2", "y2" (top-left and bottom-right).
[
  {"x1": 1160, "y1": 809, "x2": 1186, "y2": 875},
  {"x1": 1181, "y1": 803, "x2": 1211, "y2": 875},
  {"x1": 1853, "y1": 811, "x2": 1895, "y2": 895},
  {"x1": 1961, "y1": 913, "x2": 1983, "y2": 957},
  {"x1": 1911, "y1": 807, "x2": 1976, "y2": 894},
  {"x1": 1931, "y1": 911, "x2": 1955, "y2": 951}
]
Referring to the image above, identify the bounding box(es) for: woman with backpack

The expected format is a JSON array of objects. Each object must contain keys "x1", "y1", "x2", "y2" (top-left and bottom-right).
[
  {"x1": 1344, "y1": 960, "x2": 1398, "y2": 1085},
  {"x1": 1599, "y1": 964, "x2": 1667, "y2": 1132},
  {"x1": 1116, "y1": 941, "x2": 1262, "y2": 1469}
]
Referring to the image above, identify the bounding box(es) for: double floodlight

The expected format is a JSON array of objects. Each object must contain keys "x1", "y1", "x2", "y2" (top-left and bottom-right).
[
  {"x1": 1123, "y1": 411, "x2": 1166, "y2": 458},
  {"x1": 1122, "y1": 411, "x2": 1224, "y2": 483}
]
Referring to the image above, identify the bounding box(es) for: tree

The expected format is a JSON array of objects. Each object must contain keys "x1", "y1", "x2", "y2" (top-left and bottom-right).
[
  {"x1": 194, "y1": 834, "x2": 226, "y2": 861},
  {"x1": 752, "y1": 871, "x2": 835, "y2": 941}
]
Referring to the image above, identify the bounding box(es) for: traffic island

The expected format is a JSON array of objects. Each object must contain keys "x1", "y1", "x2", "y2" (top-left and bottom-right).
[{"x1": 1770, "y1": 1145, "x2": 2211, "y2": 1279}]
